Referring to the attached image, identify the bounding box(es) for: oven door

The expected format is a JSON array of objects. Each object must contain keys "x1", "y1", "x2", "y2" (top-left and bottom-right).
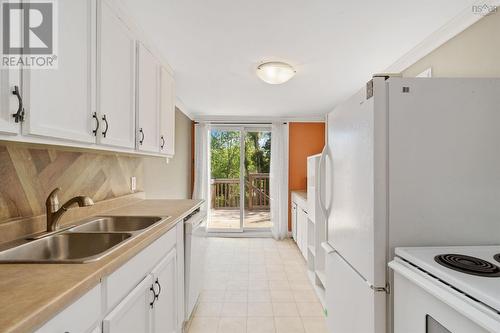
[{"x1": 389, "y1": 258, "x2": 499, "y2": 333}]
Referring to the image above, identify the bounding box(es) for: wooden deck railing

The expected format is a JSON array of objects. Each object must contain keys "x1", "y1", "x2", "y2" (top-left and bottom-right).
[{"x1": 211, "y1": 173, "x2": 270, "y2": 210}]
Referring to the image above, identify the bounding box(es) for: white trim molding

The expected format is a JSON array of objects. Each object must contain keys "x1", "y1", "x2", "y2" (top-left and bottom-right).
[
  {"x1": 192, "y1": 114, "x2": 326, "y2": 123},
  {"x1": 175, "y1": 97, "x2": 194, "y2": 120}
]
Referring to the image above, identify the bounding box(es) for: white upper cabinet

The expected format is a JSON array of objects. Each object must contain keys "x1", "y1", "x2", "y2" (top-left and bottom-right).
[
  {"x1": 136, "y1": 42, "x2": 160, "y2": 153},
  {"x1": 22, "y1": 0, "x2": 96, "y2": 144},
  {"x1": 97, "y1": 0, "x2": 136, "y2": 149},
  {"x1": 0, "y1": 0, "x2": 176, "y2": 157},
  {"x1": 0, "y1": 8, "x2": 21, "y2": 136},
  {"x1": 159, "y1": 67, "x2": 175, "y2": 156},
  {"x1": 0, "y1": 69, "x2": 21, "y2": 135}
]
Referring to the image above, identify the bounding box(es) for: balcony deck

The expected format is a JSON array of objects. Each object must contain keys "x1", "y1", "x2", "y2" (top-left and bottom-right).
[{"x1": 208, "y1": 209, "x2": 271, "y2": 230}]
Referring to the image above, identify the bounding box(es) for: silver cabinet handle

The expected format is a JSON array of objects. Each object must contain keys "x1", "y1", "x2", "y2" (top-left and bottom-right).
[{"x1": 318, "y1": 145, "x2": 328, "y2": 219}]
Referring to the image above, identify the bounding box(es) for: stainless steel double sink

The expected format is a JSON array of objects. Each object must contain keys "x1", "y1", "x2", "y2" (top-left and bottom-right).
[{"x1": 0, "y1": 216, "x2": 169, "y2": 264}]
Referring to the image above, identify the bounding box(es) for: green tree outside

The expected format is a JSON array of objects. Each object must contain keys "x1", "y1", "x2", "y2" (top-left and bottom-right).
[{"x1": 210, "y1": 130, "x2": 271, "y2": 179}]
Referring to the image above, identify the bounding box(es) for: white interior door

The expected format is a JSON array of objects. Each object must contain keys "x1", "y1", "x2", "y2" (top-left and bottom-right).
[
  {"x1": 97, "y1": 0, "x2": 136, "y2": 148},
  {"x1": 23, "y1": 0, "x2": 95, "y2": 143},
  {"x1": 136, "y1": 42, "x2": 160, "y2": 153}
]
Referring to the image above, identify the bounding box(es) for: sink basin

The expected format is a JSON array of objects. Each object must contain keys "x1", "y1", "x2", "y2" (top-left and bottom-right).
[
  {"x1": 0, "y1": 232, "x2": 131, "y2": 263},
  {"x1": 70, "y1": 216, "x2": 164, "y2": 233}
]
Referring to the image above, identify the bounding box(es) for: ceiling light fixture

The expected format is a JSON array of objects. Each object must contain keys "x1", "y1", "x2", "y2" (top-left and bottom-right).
[{"x1": 256, "y1": 61, "x2": 296, "y2": 84}]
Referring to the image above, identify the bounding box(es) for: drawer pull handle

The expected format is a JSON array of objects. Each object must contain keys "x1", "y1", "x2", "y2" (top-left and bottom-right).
[
  {"x1": 160, "y1": 135, "x2": 165, "y2": 149},
  {"x1": 139, "y1": 128, "x2": 145, "y2": 145},
  {"x1": 149, "y1": 286, "x2": 156, "y2": 308},
  {"x1": 101, "y1": 114, "x2": 109, "y2": 138},
  {"x1": 12, "y1": 85, "x2": 25, "y2": 123},
  {"x1": 154, "y1": 278, "x2": 162, "y2": 299},
  {"x1": 92, "y1": 112, "x2": 99, "y2": 136}
]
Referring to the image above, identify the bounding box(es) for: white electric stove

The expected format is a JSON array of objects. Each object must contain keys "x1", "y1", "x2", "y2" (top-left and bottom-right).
[{"x1": 389, "y1": 246, "x2": 500, "y2": 333}]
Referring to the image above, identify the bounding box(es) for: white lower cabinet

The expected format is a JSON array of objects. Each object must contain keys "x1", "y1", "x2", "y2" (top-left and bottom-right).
[
  {"x1": 297, "y1": 207, "x2": 308, "y2": 259},
  {"x1": 103, "y1": 274, "x2": 154, "y2": 333},
  {"x1": 35, "y1": 224, "x2": 184, "y2": 333},
  {"x1": 103, "y1": 226, "x2": 182, "y2": 333},
  {"x1": 35, "y1": 285, "x2": 101, "y2": 333},
  {"x1": 151, "y1": 249, "x2": 178, "y2": 333}
]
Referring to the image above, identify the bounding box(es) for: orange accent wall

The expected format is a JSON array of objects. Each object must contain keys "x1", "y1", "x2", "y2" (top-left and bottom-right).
[{"x1": 288, "y1": 122, "x2": 326, "y2": 230}]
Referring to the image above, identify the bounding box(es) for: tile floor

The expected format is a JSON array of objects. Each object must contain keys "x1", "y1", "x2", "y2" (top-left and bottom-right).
[{"x1": 186, "y1": 237, "x2": 327, "y2": 333}]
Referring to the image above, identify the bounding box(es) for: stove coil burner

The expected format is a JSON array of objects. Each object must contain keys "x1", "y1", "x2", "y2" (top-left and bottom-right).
[
  {"x1": 434, "y1": 254, "x2": 500, "y2": 277},
  {"x1": 494, "y1": 254, "x2": 500, "y2": 264}
]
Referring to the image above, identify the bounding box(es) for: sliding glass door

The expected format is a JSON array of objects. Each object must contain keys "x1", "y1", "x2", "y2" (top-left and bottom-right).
[
  {"x1": 243, "y1": 130, "x2": 271, "y2": 230},
  {"x1": 208, "y1": 126, "x2": 272, "y2": 232}
]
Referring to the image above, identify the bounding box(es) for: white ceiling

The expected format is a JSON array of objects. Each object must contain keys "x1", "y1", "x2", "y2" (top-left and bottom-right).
[{"x1": 120, "y1": 0, "x2": 475, "y2": 118}]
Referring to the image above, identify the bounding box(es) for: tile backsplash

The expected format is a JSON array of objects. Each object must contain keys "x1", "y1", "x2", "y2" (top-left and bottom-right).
[{"x1": 0, "y1": 142, "x2": 143, "y2": 224}]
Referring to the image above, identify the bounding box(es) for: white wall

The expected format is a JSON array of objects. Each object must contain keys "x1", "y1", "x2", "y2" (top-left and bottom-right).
[
  {"x1": 143, "y1": 108, "x2": 192, "y2": 199},
  {"x1": 403, "y1": 11, "x2": 500, "y2": 77}
]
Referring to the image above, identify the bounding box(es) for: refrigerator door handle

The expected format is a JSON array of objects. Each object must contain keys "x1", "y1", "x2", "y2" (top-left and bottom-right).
[
  {"x1": 318, "y1": 145, "x2": 328, "y2": 220},
  {"x1": 319, "y1": 145, "x2": 334, "y2": 243}
]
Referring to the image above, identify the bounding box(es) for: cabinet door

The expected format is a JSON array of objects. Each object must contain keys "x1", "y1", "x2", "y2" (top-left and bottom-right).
[
  {"x1": 97, "y1": 0, "x2": 136, "y2": 148},
  {"x1": 35, "y1": 285, "x2": 101, "y2": 333},
  {"x1": 151, "y1": 248, "x2": 177, "y2": 333},
  {"x1": 22, "y1": 0, "x2": 96, "y2": 143},
  {"x1": 291, "y1": 203, "x2": 297, "y2": 241},
  {"x1": 0, "y1": 69, "x2": 21, "y2": 135},
  {"x1": 297, "y1": 208, "x2": 308, "y2": 259},
  {"x1": 136, "y1": 42, "x2": 160, "y2": 153},
  {"x1": 103, "y1": 275, "x2": 154, "y2": 333},
  {"x1": 159, "y1": 67, "x2": 175, "y2": 156}
]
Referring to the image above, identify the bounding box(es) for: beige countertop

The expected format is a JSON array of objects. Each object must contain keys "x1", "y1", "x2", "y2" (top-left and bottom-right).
[
  {"x1": 291, "y1": 190, "x2": 307, "y2": 201},
  {"x1": 0, "y1": 198, "x2": 203, "y2": 333}
]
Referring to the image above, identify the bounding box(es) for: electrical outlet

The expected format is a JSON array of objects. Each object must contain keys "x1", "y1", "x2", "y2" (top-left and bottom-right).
[{"x1": 130, "y1": 176, "x2": 137, "y2": 192}]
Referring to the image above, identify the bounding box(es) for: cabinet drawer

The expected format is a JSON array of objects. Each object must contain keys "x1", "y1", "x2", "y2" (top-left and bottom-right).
[
  {"x1": 35, "y1": 285, "x2": 101, "y2": 333},
  {"x1": 104, "y1": 227, "x2": 176, "y2": 312}
]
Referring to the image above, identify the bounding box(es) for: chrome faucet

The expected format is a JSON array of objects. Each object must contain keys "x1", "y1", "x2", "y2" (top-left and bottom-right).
[{"x1": 46, "y1": 188, "x2": 94, "y2": 232}]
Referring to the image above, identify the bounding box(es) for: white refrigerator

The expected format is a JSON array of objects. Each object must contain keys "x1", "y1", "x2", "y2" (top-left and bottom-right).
[{"x1": 319, "y1": 77, "x2": 500, "y2": 333}]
